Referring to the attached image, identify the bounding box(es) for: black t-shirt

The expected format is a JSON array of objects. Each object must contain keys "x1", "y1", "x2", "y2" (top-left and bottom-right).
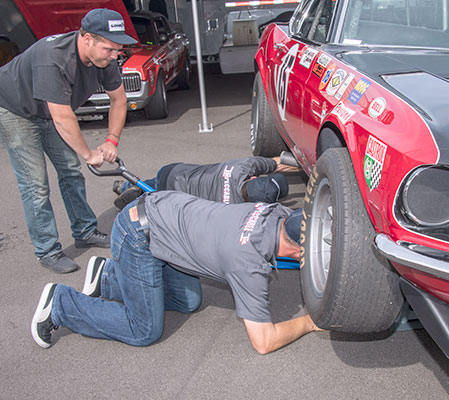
[{"x1": 0, "y1": 32, "x2": 121, "y2": 119}]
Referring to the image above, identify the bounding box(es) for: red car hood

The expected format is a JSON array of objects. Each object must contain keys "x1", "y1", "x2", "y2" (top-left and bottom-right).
[{"x1": 14, "y1": 0, "x2": 139, "y2": 44}]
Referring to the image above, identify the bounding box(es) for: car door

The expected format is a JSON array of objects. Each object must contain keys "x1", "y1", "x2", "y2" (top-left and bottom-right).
[{"x1": 270, "y1": 0, "x2": 338, "y2": 170}]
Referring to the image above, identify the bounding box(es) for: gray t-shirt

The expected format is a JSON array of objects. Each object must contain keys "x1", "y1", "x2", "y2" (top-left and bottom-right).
[
  {"x1": 0, "y1": 32, "x2": 121, "y2": 119},
  {"x1": 161, "y1": 157, "x2": 277, "y2": 204},
  {"x1": 144, "y1": 190, "x2": 292, "y2": 323}
]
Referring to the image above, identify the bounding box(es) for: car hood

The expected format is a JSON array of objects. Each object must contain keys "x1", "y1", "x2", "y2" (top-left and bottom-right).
[
  {"x1": 14, "y1": 0, "x2": 139, "y2": 44},
  {"x1": 339, "y1": 50, "x2": 449, "y2": 163}
]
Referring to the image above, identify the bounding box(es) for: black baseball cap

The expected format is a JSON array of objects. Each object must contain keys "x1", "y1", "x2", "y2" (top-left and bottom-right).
[
  {"x1": 81, "y1": 8, "x2": 137, "y2": 45},
  {"x1": 284, "y1": 208, "x2": 302, "y2": 245},
  {"x1": 245, "y1": 173, "x2": 289, "y2": 203}
]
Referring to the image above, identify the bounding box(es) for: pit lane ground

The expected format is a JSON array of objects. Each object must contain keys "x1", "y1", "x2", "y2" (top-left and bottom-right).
[{"x1": 0, "y1": 66, "x2": 448, "y2": 400}]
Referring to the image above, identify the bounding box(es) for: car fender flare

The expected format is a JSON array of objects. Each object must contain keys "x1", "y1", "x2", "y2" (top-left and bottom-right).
[{"x1": 319, "y1": 115, "x2": 377, "y2": 230}]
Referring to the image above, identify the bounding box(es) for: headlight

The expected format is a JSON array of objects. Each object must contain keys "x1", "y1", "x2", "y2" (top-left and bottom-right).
[{"x1": 402, "y1": 166, "x2": 449, "y2": 227}]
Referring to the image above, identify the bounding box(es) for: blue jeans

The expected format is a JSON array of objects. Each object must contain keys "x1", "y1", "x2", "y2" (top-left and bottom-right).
[
  {"x1": 0, "y1": 107, "x2": 97, "y2": 257},
  {"x1": 51, "y1": 199, "x2": 202, "y2": 346}
]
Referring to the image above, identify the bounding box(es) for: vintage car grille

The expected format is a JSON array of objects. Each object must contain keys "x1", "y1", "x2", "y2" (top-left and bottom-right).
[{"x1": 95, "y1": 73, "x2": 141, "y2": 94}]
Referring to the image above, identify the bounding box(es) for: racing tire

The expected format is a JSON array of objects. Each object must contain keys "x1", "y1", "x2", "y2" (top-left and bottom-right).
[
  {"x1": 300, "y1": 148, "x2": 403, "y2": 332},
  {"x1": 250, "y1": 71, "x2": 288, "y2": 157},
  {"x1": 177, "y1": 55, "x2": 191, "y2": 90},
  {"x1": 144, "y1": 73, "x2": 168, "y2": 120}
]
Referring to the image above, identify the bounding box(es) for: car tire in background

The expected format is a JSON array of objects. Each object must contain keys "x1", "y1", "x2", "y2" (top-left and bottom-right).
[
  {"x1": 300, "y1": 147, "x2": 404, "y2": 332},
  {"x1": 250, "y1": 71, "x2": 288, "y2": 157},
  {"x1": 176, "y1": 55, "x2": 191, "y2": 90},
  {"x1": 144, "y1": 72, "x2": 168, "y2": 119}
]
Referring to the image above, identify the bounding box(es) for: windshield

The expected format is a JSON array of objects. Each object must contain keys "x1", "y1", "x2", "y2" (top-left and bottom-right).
[{"x1": 339, "y1": 0, "x2": 449, "y2": 49}]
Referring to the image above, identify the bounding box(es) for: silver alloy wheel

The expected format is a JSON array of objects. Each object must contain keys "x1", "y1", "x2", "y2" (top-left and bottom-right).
[{"x1": 309, "y1": 178, "x2": 332, "y2": 298}]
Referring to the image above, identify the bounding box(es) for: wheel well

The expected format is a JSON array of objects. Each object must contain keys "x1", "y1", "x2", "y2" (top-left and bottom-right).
[{"x1": 316, "y1": 123, "x2": 346, "y2": 159}]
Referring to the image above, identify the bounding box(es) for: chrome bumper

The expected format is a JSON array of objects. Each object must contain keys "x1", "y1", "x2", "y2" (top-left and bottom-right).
[
  {"x1": 75, "y1": 81, "x2": 150, "y2": 115},
  {"x1": 374, "y1": 234, "x2": 449, "y2": 281}
]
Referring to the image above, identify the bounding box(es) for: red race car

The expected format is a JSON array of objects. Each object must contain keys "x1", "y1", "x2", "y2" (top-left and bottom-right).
[{"x1": 252, "y1": 0, "x2": 449, "y2": 356}]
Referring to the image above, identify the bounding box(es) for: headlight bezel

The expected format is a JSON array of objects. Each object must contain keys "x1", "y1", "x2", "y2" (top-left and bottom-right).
[{"x1": 395, "y1": 164, "x2": 449, "y2": 242}]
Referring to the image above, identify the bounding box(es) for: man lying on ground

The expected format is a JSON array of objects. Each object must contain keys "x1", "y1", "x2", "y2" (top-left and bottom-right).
[{"x1": 112, "y1": 156, "x2": 296, "y2": 209}]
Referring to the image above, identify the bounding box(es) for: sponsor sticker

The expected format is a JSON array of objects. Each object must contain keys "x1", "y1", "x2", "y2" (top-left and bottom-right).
[
  {"x1": 330, "y1": 101, "x2": 355, "y2": 125},
  {"x1": 348, "y1": 78, "x2": 371, "y2": 105},
  {"x1": 312, "y1": 63, "x2": 325, "y2": 78},
  {"x1": 299, "y1": 48, "x2": 319, "y2": 69},
  {"x1": 317, "y1": 53, "x2": 331, "y2": 68},
  {"x1": 321, "y1": 102, "x2": 328, "y2": 124},
  {"x1": 335, "y1": 73, "x2": 355, "y2": 100},
  {"x1": 108, "y1": 20, "x2": 125, "y2": 32},
  {"x1": 319, "y1": 63, "x2": 335, "y2": 90},
  {"x1": 368, "y1": 97, "x2": 386, "y2": 118},
  {"x1": 364, "y1": 135, "x2": 387, "y2": 191},
  {"x1": 326, "y1": 69, "x2": 347, "y2": 96}
]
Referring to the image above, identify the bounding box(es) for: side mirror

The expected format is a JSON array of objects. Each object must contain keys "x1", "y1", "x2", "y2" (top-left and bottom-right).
[{"x1": 159, "y1": 33, "x2": 169, "y2": 43}]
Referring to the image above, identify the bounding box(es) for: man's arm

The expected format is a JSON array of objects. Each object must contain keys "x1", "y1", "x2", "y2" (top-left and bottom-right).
[
  {"x1": 271, "y1": 156, "x2": 301, "y2": 173},
  {"x1": 243, "y1": 314, "x2": 319, "y2": 355},
  {"x1": 47, "y1": 102, "x2": 104, "y2": 166},
  {"x1": 96, "y1": 84, "x2": 127, "y2": 163}
]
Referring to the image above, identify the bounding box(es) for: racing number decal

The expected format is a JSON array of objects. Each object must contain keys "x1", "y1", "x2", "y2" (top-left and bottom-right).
[{"x1": 274, "y1": 44, "x2": 299, "y2": 121}]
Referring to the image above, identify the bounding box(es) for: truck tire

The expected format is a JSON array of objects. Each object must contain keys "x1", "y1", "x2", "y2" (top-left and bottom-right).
[
  {"x1": 144, "y1": 73, "x2": 168, "y2": 120},
  {"x1": 177, "y1": 55, "x2": 191, "y2": 90},
  {"x1": 250, "y1": 72, "x2": 288, "y2": 157},
  {"x1": 300, "y1": 148, "x2": 403, "y2": 332}
]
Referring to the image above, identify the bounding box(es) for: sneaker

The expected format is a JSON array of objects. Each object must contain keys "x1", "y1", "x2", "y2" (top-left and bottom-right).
[
  {"x1": 31, "y1": 283, "x2": 58, "y2": 348},
  {"x1": 82, "y1": 256, "x2": 106, "y2": 297},
  {"x1": 39, "y1": 252, "x2": 78, "y2": 274},
  {"x1": 113, "y1": 186, "x2": 143, "y2": 210},
  {"x1": 112, "y1": 179, "x2": 125, "y2": 195},
  {"x1": 75, "y1": 229, "x2": 110, "y2": 248}
]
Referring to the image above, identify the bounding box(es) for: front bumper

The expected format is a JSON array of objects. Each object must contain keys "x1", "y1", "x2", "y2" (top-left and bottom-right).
[
  {"x1": 374, "y1": 234, "x2": 449, "y2": 281},
  {"x1": 374, "y1": 234, "x2": 449, "y2": 357},
  {"x1": 75, "y1": 80, "x2": 150, "y2": 115}
]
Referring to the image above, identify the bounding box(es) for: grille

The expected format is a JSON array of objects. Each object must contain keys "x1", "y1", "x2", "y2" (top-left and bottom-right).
[{"x1": 95, "y1": 73, "x2": 141, "y2": 94}]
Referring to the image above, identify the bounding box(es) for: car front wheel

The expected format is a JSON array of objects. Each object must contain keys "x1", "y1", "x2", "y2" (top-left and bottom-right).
[
  {"x1": 250, "y1": 71, "x2": 288, "y2": 157},
  {"x1": 144, "y1": 73, "x2": 168, "y2": 120},
  {"x1": 300, "y1": 148, "x2": 404, "y2": 332}
]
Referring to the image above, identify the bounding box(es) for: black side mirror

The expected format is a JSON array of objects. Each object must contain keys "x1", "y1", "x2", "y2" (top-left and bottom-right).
[{"x1": 159, "y1": 33, "x2": 169, "y2": 43}]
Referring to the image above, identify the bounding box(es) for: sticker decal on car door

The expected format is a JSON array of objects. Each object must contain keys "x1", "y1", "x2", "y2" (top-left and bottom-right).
[{"x1": 274, "y1": 43, "x2": 299, "y2": 121}]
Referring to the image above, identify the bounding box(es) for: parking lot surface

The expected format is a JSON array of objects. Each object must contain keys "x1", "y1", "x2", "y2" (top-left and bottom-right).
[{"x1": 1, "y1": 66, "x2": 448, "y2": 400}]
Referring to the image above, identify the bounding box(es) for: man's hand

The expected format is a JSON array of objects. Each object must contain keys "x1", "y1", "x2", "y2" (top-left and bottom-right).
[
  {"x1": 85, "y1": 149, "x2": 104, "y2": 168},
  {"x1": 272, "y1": 156, "x2": 302, "y2": 173},
  {"x1": 97, "y1": 141, "x2": 118, "y2": 163}
]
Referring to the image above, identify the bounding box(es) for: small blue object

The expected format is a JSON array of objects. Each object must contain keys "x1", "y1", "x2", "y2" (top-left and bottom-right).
[
  {"x1": 136, "y1": 180, "x2": 155, "y2": 192},
  {"x1": 273, "y1": 257, "x2": 301, "y2": 270}
]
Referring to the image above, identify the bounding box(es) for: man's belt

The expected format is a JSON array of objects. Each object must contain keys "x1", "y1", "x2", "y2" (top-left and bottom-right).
[{"x1": 136, "y1": 195, "x2": 150, "y2": 240}]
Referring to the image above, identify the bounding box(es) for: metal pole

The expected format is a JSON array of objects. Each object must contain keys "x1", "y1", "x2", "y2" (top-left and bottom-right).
[{"x1": 191, "y1": 0, "x2": 213, "y2": 133}]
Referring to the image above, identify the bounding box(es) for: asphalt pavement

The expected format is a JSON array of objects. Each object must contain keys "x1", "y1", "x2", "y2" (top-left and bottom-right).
[{"x1": 1, "y1": 65, "x2": 448, "y2": 400}]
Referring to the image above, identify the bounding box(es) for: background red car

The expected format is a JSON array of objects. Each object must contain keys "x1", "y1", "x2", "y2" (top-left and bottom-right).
[
  {"x1": 252, "y1": 0, "x2": 449, "y2": 357},
  {"x1": 5, "y1": 0, "x2": 191, "y2": 119}
]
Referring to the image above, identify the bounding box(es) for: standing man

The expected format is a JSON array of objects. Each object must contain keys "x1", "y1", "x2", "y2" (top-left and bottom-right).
[
  {"x1": 31, "y1": 191, "x2": 321, "y2": 354},
  {"x1": 0, "y1": 9, "x2": 137, "y2": 273},
  {"x1": 112, "y1": 156, "x2": 292, "y2": 209}
]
